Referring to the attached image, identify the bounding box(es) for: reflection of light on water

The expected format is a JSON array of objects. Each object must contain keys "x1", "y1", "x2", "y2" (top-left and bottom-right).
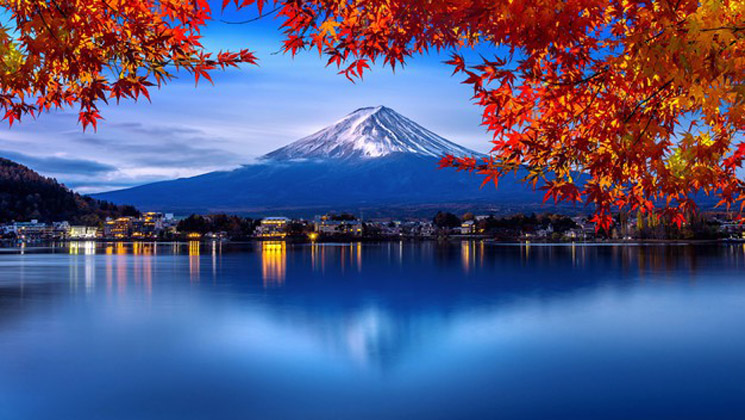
[
  {"x1": 321, "y1": 245, "x2": 326, "y2": 272},
  {"x1": 340, "y1": 244, "x2": 346, "y2": 273},
  {"x1": 131, "y1": 243, "x2": 155, "y2": 295},
  {"x1": 70, "y1": 242, "x2": 155, "y2": 297},
  {"x1": 69, "y1": 253, "x2": 78, "y2": 291},
  {"x1": 106, "y1": 250, "x2": 113, "y2": 296},
  {"x1": 357, "y1": 242, "x2": 362, "y2": 272},
  {"x1": 98, "y1": 243, "x2": 151, "y2": 296},
  {"x1": 189, "y1": 241, "x2": 200, "y2": 283},
  {"x1": 69, "y1": 241, "x2": 96, "y2": 255},
  {"x1": 143, "y1": 249, "x2": 153, "y2": 296},
  {"x1": 132, "y1": 242, "x2": 155, "y2": 256},
  {"x1": 262, "y1": 241, "x2": 286, "y2": 288},
  {"x1": 571, "y1": 242, "x2": 576, "y2": 267},
  {"x1": 85, "y1": 252, "x2": 95, "y2": 294},
  {"x1": 211, "y1": 241, "x2": 221, "y2": 279},
  {"x1": 309, "y1": 243, "x2": 363, "y2": 273},
  {"x1": 520, "y1": 241, "x2": 531, "y2": 263},
  {"x1": 311, "y1": 243, "x2": 317, "y2": 271},
  {"x1": 116, "y1": 244, "x2": 127, "y2": 295},
  {"x1": 67, "y1": 242, "x2": 97, "y2": 294},
  {"x1": 461, "y1": 241, "x2": 474, "y2": 274},
  {"x1": 339, "y1": 243, "x2": 364, "y2": 273}
]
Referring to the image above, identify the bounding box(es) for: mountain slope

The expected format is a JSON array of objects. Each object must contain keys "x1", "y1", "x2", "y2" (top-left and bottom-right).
[
  {"x1": 93, "y1": 107, "x2": 552, "y2": 216},
  {"x1": 0, "y1": 158, "x2": 140, "y2": 223},
  {"x1": 94, "y1": 154, "x2": 551, "y2": 216}
]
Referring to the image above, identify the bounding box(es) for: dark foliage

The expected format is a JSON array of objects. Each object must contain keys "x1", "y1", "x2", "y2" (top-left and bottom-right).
[
  {"x1": 176, "y1": 214, "x2": 257, "y2": 238},
  {"x1": 630, "y1": 211, "x2": 723, "y2": 240},
  {"x1": 433, "y1": 211, "x2": 461, "y2": 228},
  {"x1": 476, "y1": 213, "x2": 578, "y2": 237},
  {"x1": 286, "y1": 221, "x2": 310, "y2": 235},
  {"x1": 329, "y1": 213, "x2": 357, "y2": 221},
  {"x1": 0, "y1": 158, "x2": 139, "y2": 224}
]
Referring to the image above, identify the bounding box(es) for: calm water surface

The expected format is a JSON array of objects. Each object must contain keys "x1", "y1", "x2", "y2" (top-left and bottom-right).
[{"x1": 1, "y1": 241, "x2": 745, "y2": 419}]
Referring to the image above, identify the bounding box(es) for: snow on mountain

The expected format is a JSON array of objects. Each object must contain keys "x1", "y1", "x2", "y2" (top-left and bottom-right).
[{"x1": 263, "y1": 106, "x2": 479, "y2": 161}]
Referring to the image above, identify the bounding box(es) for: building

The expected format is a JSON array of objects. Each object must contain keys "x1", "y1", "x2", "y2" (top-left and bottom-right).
[
  {"x1": 99, "y1": 212, "x2": 177, "y2": 240},
  {"x1": 720, "y1": 222, "x2": 745, "y2": 239},
  {"x1": 345, "y1": 220, "x2": 364, "y2": 236},
  {"x1": 314, "y1": 215, "x2": 363, "y2": 236},
  {"x1": 142, "y1": 212, "x2": 165, "y2": 230},
  {"x1": 376, "y1": 220, "x2": 402, "y2": 236},
  {"x1": 419, "y1": 223, "x2": 436, "y2": 237},
  {"x1": 256, "y1": 217, "x2": 290, "y2": 238},
  {"x1": 69, "y1": 225, "x2": 99, "y2": 239},
  {"x1": 53, "y1": 221, "x2": 70, "y2": 233},
  {"x1": 460, "y1": 220, "x2": 476, "y2": 235},
  {"x1": 565, "y1": 228, "x2": 582, "y2": 240},
  {"x1": 536, "y1": 224, "x2": 555, "y2": 238},
  {"x1": 104, "y1": 217, "x2": 134, "y2": 239},
  {"x1": 123, "y1": 212, "x2": 164, "y2": 239},
  {"x1": 4, "y1": 220, "x2": 54, "y2": 240},
  {"x1": 2, "y1": 211, "x2": 177, "y2": 241}
]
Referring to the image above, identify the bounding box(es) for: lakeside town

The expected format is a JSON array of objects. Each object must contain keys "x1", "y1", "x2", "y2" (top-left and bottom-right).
[{"x1": 2, "y1": 210, "x2": 744, "y2": 243}]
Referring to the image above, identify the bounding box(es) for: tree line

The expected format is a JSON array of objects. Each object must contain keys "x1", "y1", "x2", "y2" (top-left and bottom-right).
[{"x1": 0, "y1": 158, "x2": 139, "y2": 224}]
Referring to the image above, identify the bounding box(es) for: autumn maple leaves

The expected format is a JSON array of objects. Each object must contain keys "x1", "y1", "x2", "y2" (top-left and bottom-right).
[
  {"x1": 266, "y1": 0, "x2": 745, "y2": 229},
  {"x1": 0, "y1": 0, "x2": 257, "y2": 130},
  {"x1": 2, "y1": 0, "x2": 744, "y2": 228}
]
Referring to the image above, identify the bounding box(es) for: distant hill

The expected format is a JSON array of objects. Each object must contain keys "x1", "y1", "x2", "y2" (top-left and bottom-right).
[
  {"x1": 0, "y1": 158, "x2": 139, "y2": 224},
  {"x1": 93, "y1": 106, "x2": 574, "y2": 217}
]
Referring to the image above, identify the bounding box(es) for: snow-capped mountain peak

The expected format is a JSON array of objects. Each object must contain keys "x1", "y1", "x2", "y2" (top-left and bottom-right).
[{"x1": 263, "y1": 106, "x2": 478, "y2": 161}]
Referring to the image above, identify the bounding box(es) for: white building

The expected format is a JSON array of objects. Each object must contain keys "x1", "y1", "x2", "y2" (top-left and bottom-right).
[
  {"x1": 69, "y1": 226, "x2": 99, "y2": 239},
  {"x1": 460, "y1": 220, "x2": 476, "y2": 235},
  {"x1": 256, "y1": 217, "x2": 290, "y2": 237}
]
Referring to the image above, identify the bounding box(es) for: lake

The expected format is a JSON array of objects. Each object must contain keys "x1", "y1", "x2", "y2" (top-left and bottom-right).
[{"x1": 1, "y1": 241, "x2": 744, "y2": 419}]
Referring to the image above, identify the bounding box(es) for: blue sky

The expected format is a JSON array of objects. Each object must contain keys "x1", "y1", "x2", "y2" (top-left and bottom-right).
[{"x1": 0, "y1": 5, "x2": 491, "y2": 193}]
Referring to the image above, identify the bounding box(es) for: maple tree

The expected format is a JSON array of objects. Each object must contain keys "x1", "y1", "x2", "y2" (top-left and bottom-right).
[
  {"x1": 2, "y1": 0, "x2": 744, "y2": 229},
  {"x1": 0, "y1": 0, "x2": 257, "y2": 130}
]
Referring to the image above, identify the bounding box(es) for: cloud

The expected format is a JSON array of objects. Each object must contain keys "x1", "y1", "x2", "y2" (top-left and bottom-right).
[
  {"x1": 62, "y1": 177, "x2": 168, "y2": 194},
  {"x1": 108, "y1": 122, "x2": 209, "y2": 138},
  {"x1": 69, "y1": 132, "x2": 242, "y2": 169},
  {"x1": 0, "y1": 150, "x2": 117, "y2": 176}
]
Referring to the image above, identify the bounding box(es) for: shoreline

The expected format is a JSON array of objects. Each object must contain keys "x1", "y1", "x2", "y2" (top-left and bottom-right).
[{"x1": 1, "y1": 237, "x2": 741, "y2": 249}]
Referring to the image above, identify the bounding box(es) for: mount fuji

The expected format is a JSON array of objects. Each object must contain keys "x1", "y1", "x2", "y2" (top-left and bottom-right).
[
  {"x1": 92, "y1": 106, "x2": 553, "y2": 216},
  {"x1": 264, "y1": 106, "x2": 475, "y2": 160}
]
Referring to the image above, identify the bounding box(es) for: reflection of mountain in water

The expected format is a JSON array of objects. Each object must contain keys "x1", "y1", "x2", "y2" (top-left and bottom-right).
[
  {"x1": 213, "y1": 242, "x2": 745, "y2": 371},
  {"x1": 2, "y1": 242, "x2": 745, "y2": 371}
]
